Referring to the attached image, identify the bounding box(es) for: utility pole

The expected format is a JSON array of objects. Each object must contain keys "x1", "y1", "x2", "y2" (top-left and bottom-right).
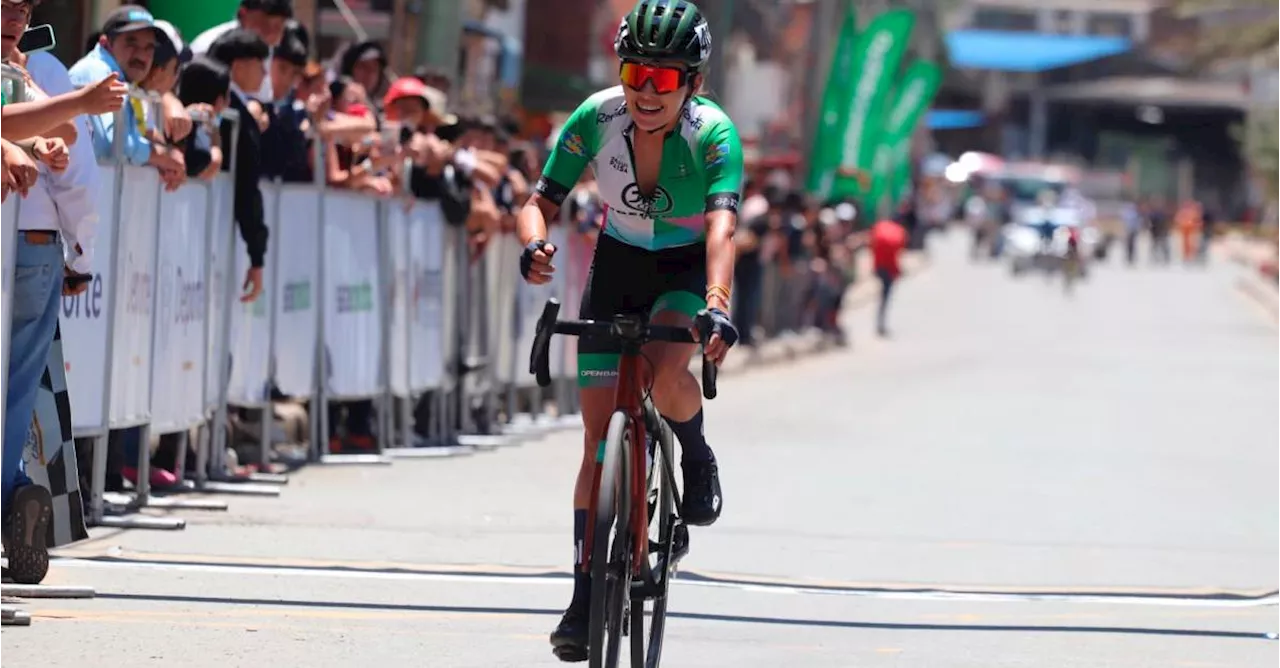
[
  {"x1": 701, "y1": 0, "x2": 735, "y2": 95},
  {"x1": 415, "y1": 0, "x2": 464, "y2": 78}
]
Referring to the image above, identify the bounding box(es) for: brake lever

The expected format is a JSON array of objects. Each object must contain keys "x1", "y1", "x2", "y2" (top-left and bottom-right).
[
  {"x1": 694, "y1": 310, "x2": 718, "y2": 400},
  {"x1": 530, "y1": 298, "x2": 561, "y2": 387}
]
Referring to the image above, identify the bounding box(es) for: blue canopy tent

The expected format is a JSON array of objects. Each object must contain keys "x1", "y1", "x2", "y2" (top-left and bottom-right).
[
  {"x1": 927, "y1": 109, "x2": 986, "y2": 131},
  {"x1": 942, "y1": 30, "x2": 1134, "y2": 158},
  {"x1": 945, "y1": 30, "x2": 1132, "y2": 72}
]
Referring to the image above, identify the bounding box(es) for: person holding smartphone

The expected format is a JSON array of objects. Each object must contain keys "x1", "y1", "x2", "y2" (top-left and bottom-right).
[{"x1": 0, "y1": 1, "x2": 102, "y2": 585}]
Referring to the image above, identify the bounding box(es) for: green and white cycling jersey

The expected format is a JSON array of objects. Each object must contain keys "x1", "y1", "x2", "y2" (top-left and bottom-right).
[{"x1": 536, "y1": 86, "x2": 744, "y2": 252}]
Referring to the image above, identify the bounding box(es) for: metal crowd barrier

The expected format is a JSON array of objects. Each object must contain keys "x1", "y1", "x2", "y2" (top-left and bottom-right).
[
  {"x1": 3, "y1": 90, "x2": 594, "y2": 536},
  {"x1": 1, "y1": 63, "x2": 27, "y2": 443}
]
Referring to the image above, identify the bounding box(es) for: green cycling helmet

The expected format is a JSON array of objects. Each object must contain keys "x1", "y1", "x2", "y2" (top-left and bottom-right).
[{"x1": 615, "y1": 0, "x2": 712, "y2": 71}]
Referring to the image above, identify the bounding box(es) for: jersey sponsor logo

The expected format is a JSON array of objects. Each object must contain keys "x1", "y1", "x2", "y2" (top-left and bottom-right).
[
  {"x1": 705, "y1": 142, "x2": 730, "y2": 169},
  {"x1": 597, "y1": 102, "x2": 627, "y2": 124},
  {"x1": 560, "y1": 132, "x2": 586, "y2": 157},
  {"x1": 621, "y1": 182, "x2": 674, "y2": 216},
  {"x1": 681, "y1": 105, "x2": 704, "y2": 131},
  {"x1": 609, "y1": 156, "x2": 629, "y2": 174},
  {"x1": 707, "y1": 193, "x2": 739, "y2": 212}
]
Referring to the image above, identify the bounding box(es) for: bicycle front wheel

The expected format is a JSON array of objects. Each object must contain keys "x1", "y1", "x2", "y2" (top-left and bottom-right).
[
  {"x1": 589, "y1": 411, "x2": 633, "y2": 668},
  {"x1": 632, "y1": 408, "x2": 679, "y2": 668}
]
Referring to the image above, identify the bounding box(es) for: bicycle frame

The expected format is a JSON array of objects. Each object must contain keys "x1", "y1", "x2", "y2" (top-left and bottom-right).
[{"x1": 583, "y1": 322, "x2": 651, "y2": 577}]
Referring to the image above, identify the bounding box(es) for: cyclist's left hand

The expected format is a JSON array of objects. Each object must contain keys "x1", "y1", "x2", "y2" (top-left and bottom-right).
[{"x1": 700, "y1": 307, "x2": 739, "y2": 366}]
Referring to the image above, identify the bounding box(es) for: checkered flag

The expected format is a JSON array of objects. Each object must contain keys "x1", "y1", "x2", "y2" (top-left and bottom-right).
[{"x1": 21, "y1": 323, "x2": 89, "y2": 547}]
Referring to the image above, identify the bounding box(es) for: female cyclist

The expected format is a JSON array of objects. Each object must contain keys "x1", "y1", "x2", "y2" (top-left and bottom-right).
[{"x1": 516, "y1": 0, "x2": 743, "y2": 661}]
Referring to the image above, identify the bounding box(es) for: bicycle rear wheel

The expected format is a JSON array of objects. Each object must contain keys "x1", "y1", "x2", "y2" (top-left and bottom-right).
[{"x1": 589, "y1": 411, "x2": 633, "y2": 668}]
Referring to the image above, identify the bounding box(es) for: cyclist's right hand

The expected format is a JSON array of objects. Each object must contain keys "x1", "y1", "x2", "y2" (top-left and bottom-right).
[{"x1": 520, "y1": 238, "x2": 557, "y2": 285}]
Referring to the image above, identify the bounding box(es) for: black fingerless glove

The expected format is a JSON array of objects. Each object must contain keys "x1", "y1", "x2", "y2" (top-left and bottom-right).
[
  {"x1": 705, "y1": 307, "x2": 739, "y2": 348},
  {"x1": 519, "y1": 238, "x2": 549, "y2": 280}
]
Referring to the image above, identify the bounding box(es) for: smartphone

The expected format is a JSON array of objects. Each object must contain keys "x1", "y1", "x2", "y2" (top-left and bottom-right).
[
  {"x1": 18, "y1": 25, "x2": 56, "y2": 55},
  {"x1": 64, "y1": 273, "x2": 93, "y2": 290}
]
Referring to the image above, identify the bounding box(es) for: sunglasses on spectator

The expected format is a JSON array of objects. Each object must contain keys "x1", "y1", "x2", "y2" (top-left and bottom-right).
[{"x1": 619, "y1": 61, "x2": 689, "y2": 95}]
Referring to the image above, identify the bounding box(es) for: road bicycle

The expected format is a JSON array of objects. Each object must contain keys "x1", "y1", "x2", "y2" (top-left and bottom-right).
[{"x1": 530, "y1": 298, "x2": 719, "y2": 668}]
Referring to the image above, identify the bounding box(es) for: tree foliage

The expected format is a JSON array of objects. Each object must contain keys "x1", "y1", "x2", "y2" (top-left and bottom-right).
[
  {"x1": 1234, "y1": 105, "x2": 1279, "y2": 204},
  {"x1": 1175, "y1": 0, "x2": 1278, "y2": 65}
]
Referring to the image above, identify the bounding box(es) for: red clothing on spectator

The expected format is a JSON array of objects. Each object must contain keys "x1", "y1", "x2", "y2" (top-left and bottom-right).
[{"x1": 869, "y1": 220, "x2": 907, "y2": 277}]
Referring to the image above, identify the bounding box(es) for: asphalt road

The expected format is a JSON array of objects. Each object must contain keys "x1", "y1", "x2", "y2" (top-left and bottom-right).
[{"x1": 5, "y1": 232, "x2": 1277, "y2": 667}]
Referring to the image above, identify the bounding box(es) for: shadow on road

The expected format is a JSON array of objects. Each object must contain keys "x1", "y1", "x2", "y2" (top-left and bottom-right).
[{"x1": 93, "y1": 592, "x2": 1276, "y2": 642}]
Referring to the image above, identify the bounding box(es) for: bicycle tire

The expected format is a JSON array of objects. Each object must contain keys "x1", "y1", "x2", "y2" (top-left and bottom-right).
[
  {"x1": 632, "y1": 407, "x2": 677, "y2": 668},
  {"x1": 589, "y1": 411, "x2": 633, "y2": 668}
]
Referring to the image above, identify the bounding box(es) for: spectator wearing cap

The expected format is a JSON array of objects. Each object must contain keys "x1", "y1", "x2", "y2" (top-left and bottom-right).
[
  {"x1": 190, "y1": 0, "x2": 292, "y2": 102},
  {"x1": 208, "y1": 28, "x2": 270, "y2": 302},
  {"x1": 69, "y1": 4, "x2": 185, "y2": 174},
  {"x1": 138, "y1": 19, "x2": 194, "y2": 191}
]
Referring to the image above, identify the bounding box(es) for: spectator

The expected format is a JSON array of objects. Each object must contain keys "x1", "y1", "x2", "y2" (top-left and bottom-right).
[
  {"x1": 136, "y1": 19, "x2": 192, "y2": 192},
  {"x1": 336, "y1": 40, "x2": 388, "y2": 112},
  {"x1": 732, "y1": 181, "x2": 771, "y2": 348},
  {"x1": 261, "y1": 32, "x2": 310, "y2": 182},
  {"x1": 69, "y1": 5, "x2": 186, "y2": 175},
  {"x1": 0, "y1": 138, "x2": 39, "y2": 201},
  {"x1": 870, "y1": 216, "x2": 907, "y2": 338},
  {"x1": 208, "y1": 27, "x2": 270, "y2": 302},
  {"x1": 190, "y1": 0, "x2": 293, "y2": 102},
  {"x1": 412, "y1": 64, "x2": 452, "y2": 98},
  {"x1": 295, "y1": 60, "x2": 325, "y2": 100},
  {"x1": 1, "y1": 4, "x2": 99, "y2": 584},
  {"x1": 3, "y1": 11, "x2": 125, "y2": 143},
  {"x1": 390, "y1": 78, "x2": 480, "y2": 236},
  {"x1": 175, "y1": 56, "x2": 230, "y2": 180}
]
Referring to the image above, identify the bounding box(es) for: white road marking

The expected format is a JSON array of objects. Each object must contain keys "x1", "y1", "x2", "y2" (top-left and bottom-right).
[{"x1": 50, "y1": 557, "x2": 1278, "y2": 609}]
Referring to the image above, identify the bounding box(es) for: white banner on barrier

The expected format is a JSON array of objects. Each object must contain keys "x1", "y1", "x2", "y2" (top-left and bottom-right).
[
  {"x1": 271, "y1": 185, "x2": 320, "y2": 397},
  {"x1": 387, "y1": 202, "x2": 411, "y2": 397},
  {"x1": 150, "y1": 182, "x2": 210, "y2": 431},
  {"x1": 225, "y1": 186, "x2": 276, "y2": 406},
  {"x1": 323, "y1": 192, "x2": 383, "y2": 398},
  {"x1": 562, "y1": 229, "x2": 595, "y2": 381},
  {"x1": 547, "y1": 225, "x2": 570, "y2": 380},
  {"x1": 60, "y1": 165, "x2": 117, "y2": 432},
  {"x1": 489, "y1": 235, "x2": 521, "y2": 386},
  {"x1": 108, "y1": 166, "x2": 160, "y2": 425},
  {"x1": 409, "y1": 204, "x2": 445, "y2": 391},
  {"x1": 205, "y1": 174, "x2": 234, "y2": 412},
  {"x1": 514, "y1": 227, "x2": 568, "y2": 388},
  {"x1": 440, "y1": 225, "x2": 461, "y2": 390}
]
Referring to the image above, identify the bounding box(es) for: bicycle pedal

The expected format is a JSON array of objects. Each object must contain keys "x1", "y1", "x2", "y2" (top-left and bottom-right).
[{"x1": 671, "y1": 523, "x2": 690, "y2": 563}]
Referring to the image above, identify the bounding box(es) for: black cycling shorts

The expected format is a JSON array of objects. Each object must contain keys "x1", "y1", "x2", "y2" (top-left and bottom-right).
[{"x1": 576, "y1": 234, "x2": 705, "y2": 388}]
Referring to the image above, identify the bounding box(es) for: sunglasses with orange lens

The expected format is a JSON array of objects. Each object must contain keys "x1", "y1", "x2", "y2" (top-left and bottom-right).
[{"x1": 619, "y1": 61, "x2": 688, "y2": 94}]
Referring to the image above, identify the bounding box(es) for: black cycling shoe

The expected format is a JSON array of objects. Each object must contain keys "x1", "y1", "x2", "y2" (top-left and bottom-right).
[
  {"x1": 681, "y1": 459, "x2": 723, "y2": 527},
  {"x1": 549, "y1": 605, "x2": 590, "y2": 662}
]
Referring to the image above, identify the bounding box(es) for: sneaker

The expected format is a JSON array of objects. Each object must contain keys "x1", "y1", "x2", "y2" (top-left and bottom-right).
[
  {"x1": 122, "y1": 466, "x2": 179, "y2": 489},
  {"x1": 2, "y1": 484, "x2": 53, "y2": 584},
  {"x1": 549, "y1": 605, "x2": 589, "y2": 662},
  {"x1": 681, "y1": 459, "x2": 723, "y2": 526}
]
